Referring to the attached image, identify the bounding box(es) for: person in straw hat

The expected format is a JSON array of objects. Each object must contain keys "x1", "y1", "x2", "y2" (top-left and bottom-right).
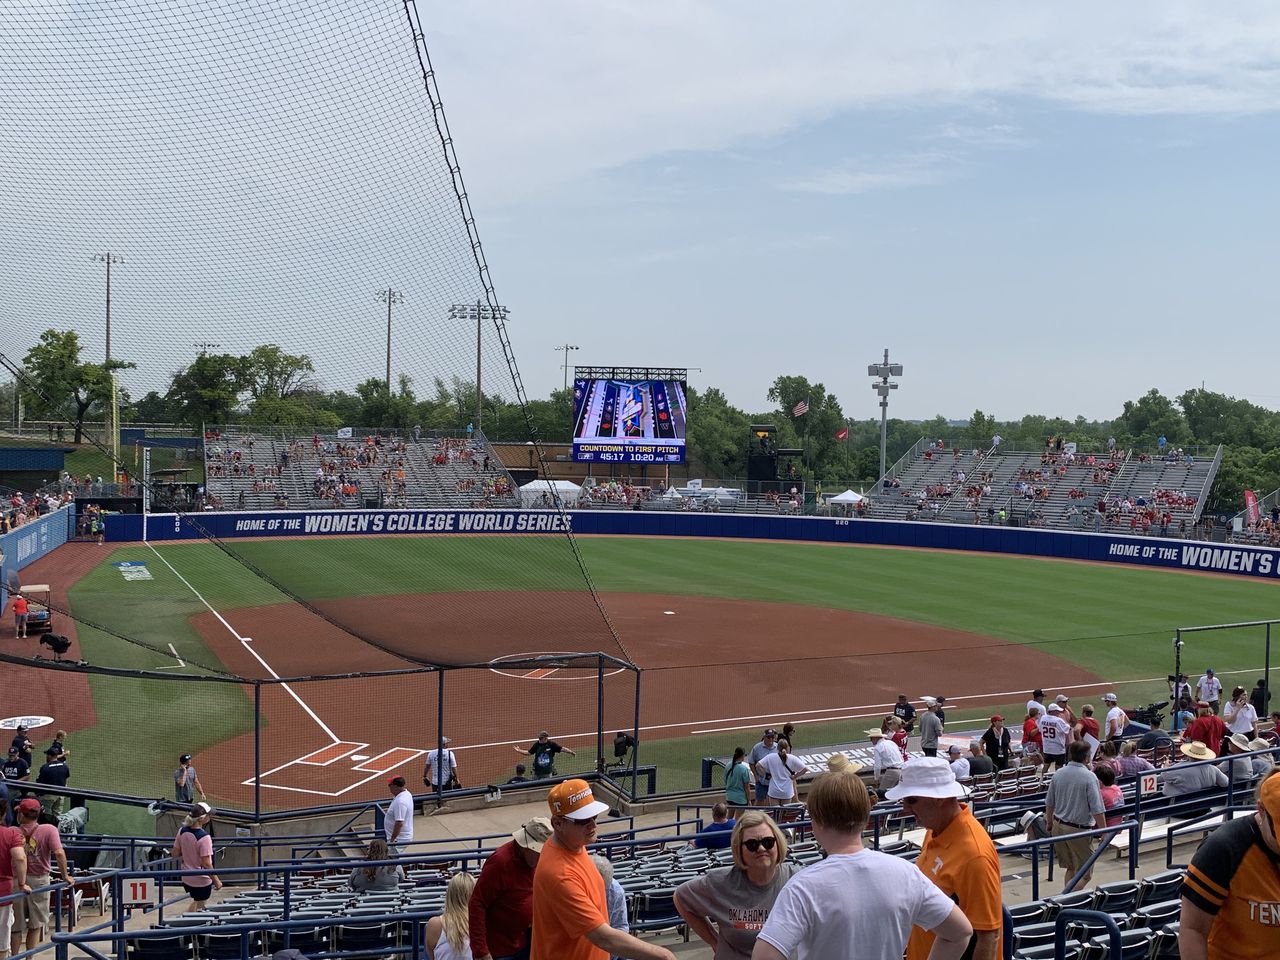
[
  {"x1": 886, "y1": 758, "x2": 1002, "y2": 960},
  {"x1": 1161, "y1": 740, "x2": 1229, "y2": 797},
  {"x1": 867, "y1": 727, "x2": 903, "y2": 795}
]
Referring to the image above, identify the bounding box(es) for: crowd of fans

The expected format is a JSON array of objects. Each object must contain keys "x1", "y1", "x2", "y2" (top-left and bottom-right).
[{"x1": 1, "y1": 490, "x2": 71, "y2": 535}]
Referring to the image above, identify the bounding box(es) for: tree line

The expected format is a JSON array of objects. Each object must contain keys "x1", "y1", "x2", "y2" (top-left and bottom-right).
[{"x1": 7, "y1": 329, "x2": 1280, "y2": 513}]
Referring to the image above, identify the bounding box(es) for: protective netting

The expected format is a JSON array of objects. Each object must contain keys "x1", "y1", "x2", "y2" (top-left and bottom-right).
[{"x1": 1, "y1": 1, "x2": 628, "y2": 671}]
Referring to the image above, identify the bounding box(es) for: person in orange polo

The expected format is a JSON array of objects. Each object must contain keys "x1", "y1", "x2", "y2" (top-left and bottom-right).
[{"x1": 530, "y1": 779, "x2": 676, "y2": 960}]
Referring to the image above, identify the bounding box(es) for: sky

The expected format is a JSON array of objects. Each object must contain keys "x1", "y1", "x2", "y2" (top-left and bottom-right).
[{"x1": 4, "y1": 1, "x2": 1280, "y2": 423}]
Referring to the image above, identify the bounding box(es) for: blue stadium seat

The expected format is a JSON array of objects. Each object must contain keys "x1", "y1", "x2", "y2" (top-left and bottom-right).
[
  {"x1": 335, "y1": 922, "x2": 397, "y2": 958},
  {"x1": 1091, "y1": 880, "x2": 1142, "y2": 913},
  {"x1": 630, "y1": 888, "x2": 685, "y2": 936},
  {"x1": 1136, "y1": 869, "x2": 1183, "y2": 905},
  {"x1": 1006, "y1": 900, "x2": 1050, "y2": 927},
  {"x1": 1148, "y1": 923, "x2": 1180, "y2": 959},
  {"x1": 128, "y1": 935, "x2": 193, "y2": 960},
  {"x1": 1078, "y1": 929, "x2": 1154, "y2": 960},
  {"x1": 1132, "y1": 898, "x2": 1182, "y2": 929},
  {"x1": 199, "y1": 931, "x2": 263, "y2": 960}
]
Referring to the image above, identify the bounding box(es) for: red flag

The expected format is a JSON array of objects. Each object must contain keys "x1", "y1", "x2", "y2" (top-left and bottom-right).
[
  {"x1": 1245, "y1": 489, "x2": 1260, "y2": 525},
  {"x1": 836, "y1": 426, "x2": 849, "y2": 441}
]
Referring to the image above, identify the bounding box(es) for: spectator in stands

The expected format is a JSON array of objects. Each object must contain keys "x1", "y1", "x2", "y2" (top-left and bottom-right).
[
  {"x1": 1022, "y1": 706, "x2": 1043, "y2": 763},
  {"x1": 1115, "y1": 741, "x2": 1155, "y2": 779},
  {"x1": 1197, "y1": 668, "x2": 1224, "y2": 715},
  {"x1": 589, "y1": 854, "x2": 629, "y2": 951},
  {"x1": 1186, "y1": 701, "x2": 1230, "y2": 757},
  {"x1": 884, "y1": 758, "x2": 1001, "y2": 960},
  {"x1": 1162, "y1": 742, "x2": 1230, "y2": 798},
  {"x1": 1053, "y1": 694, "x2": 1076, "y2": 729},
  {"x1": 1267, "y1": 711, "x2": 1280, "y2": 746},
  {"x1": 867, "y1": 728, "x2": 903, "y2": 794},
  {"x1": 1179, "y1": 767, "x2": 1280, "y2": 958},
  {"x1": 1094, "y1": 767, "x2": 1124, "y2": 826},
  {"x1": 981, "y1": 716, "x2": 1013, "y2": 771},
  {"x1": 919, "y1": 699, "x2": 943, "y2": 757},
  {"x1": 967, "y1": 739, "x2": 995, "y2": 777},
  {"x1": 174, "y1": 753, "x2": 205, "y2": 804},
  {"x1": 349, "y1": 838, "x2": 404, "y2": 893},
  {"x1": 1225, "y1": 686, "x2": 1259, "y2": 739},
  {"x1": 751, "y1": 771, "x2": 972, "y2": 960},
  {"x1": 724, "y1": 748, "x2": 753, "y2": 815},
  {"x1": 692, "y1": 802, "x2": 736, "y2": 850},
  {"x1": 0, "y1": 796, "x2": 30, "y2": 960},
  {"x1": 1039, "y1": 702, "x2": 1073, "y2": 769},
  {"x1": 424, "y1": 737, "x2": 460, "y2": 793},
  {"x1": 886, "y1": 715, "x2": 910, "y2": 760},
  {"x1": 747, "y1": 730, "x2": 778, "y2": 805},
  {"x1": 756, "y1": 739, "x2": 805, "y2": 807},
  {"x1": 945, "y1": 745, "x2": 970, "y2": 781},
  {"x1": 530, "y1": 779, "x2": 676, "y2": 960},
  {"x1": 384, "y1": 776, "x2": 414, "y2": 854},
  {"x1": 426, "y1": 871, "x2": 477, "y2": 960},
  {"x1": 516, "y1": 730, "x2": 576, "y2": 780},
  {"x1": 1247, "y1": 739, "x2": 1275, "y2": 777},
  {"x1": 469, "y1": 817, "x2": 550, "y2": 960},
  {"x1": 1101, "y1": 692, "x2": 1128, "y2": 742},
  {"x1": 1138, "y1": 716, "x2": 1174, "y2": 752},
  {"x1": 171, "y1": 802, "x2": 221, "y2": 913},
  {"x1": 675, "y1": 810, "x2": 797, "y2": 960},
  {"x1": 506, "y1": 764, "x2": 529, "y2": 784},
  {"x1": 1026, "y1": 688, "x2": 1046, "y2": 716},
  {"x1": 1044, "y1": 741, "x2": 1108, "y2": 891},
  {"x1": 10, "y1": 797, "x2": 69, "y2": 955},
  {"x1": 1223, "y1": 733, "x2": 1258, "y2": 785},
  {"x1": 1250, "y1": 679, "x2": 1272, "y2": 718}
]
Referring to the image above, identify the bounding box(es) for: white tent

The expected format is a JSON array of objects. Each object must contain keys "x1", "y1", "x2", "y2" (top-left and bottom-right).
[
  {"x1": 663, "y1": 486, "x2": 683, "y2": 500},
  {"x1": 518, "y1": 478, "x2": 583, "y2": 507},
  {"x1": 830, "y1": 489, "x2": 864, "y2": 504}
]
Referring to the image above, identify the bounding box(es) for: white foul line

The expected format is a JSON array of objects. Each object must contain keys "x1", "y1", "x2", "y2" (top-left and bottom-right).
[
  {"x1": 145, "y1": 542, "x2": 340, "y2": 743},
  {"x1": 167, "y1": 642, "x2": 185, "y2": 667}
]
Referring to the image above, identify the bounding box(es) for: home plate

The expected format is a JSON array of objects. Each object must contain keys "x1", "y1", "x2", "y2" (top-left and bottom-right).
[
  {"x1": 663, "y1": 610, "x2": 675, "y2": 615},
  {"x1": 350, "y1": 755, "x2": 370, "y2": 761}
]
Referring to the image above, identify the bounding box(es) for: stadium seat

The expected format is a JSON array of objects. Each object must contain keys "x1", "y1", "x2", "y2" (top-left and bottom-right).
[
  {"x1": 1148, "y1": 923, "x2": 1180, "y2": 959},
  {"x1": 199, "y1": 931, "x2": 264, "y2": 960},
  {"x1": 128, "y1": 934, "x2": 193, "y2": 960},
  {"x1": 1010, "y1": 921, "x2": 1059, "y2": 951},
  {"x1": 1006, "y1": 900, "x2": 1050, "y2": 927},
  {"x1": 1091, "y1": 880, "x2": 1142, "y2": 913},
  {"x1": 1136, "y1": 869, "x2": 1183, "y2": 905},
  {"x1": 335, "y1": 922, "x2": 396, "y2": 958},
  {"x1": 1078, "y1": 929, "x2": 1154, "y2": 960},
  {"x1": 1014, "y1": 940, "x2": 1081, "y2": 960},
  {"x1": 1043, "y1": 890, "x2": 1097, "y2": 916},
  {"x1": 631, "y1": 888, "x2": 686, "y2": 937},
  {"x1": 267, "y1": 926, "x2": 332, "y2": 956},
  {"x1": 1132, "y1": 899, "x2": 1182, "y2": 929}
]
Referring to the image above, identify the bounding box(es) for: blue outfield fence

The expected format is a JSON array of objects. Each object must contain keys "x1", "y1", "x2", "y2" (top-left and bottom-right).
[
  {"x1": 106, "y1": 507, "x2": 1280, "y2": 581},
  {"x1": 0, "y1": 503, "x2": 75, "y2": 609}
]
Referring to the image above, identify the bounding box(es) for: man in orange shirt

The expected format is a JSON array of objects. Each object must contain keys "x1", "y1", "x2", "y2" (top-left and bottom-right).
[
  {"x1": 11, "y1": 594, "x2": 28, "y2": 640},
  {"x1": 889, "y1": 758, "x2": 1002, "y2": 960},
  {"x1": 530, "y1": 780, "x2": 676, "y2": 960}
]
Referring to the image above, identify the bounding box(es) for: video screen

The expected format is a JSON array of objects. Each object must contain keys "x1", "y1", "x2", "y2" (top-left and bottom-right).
[{"x1": 572, "y1": 378, "x2": 687, "y2": 464}]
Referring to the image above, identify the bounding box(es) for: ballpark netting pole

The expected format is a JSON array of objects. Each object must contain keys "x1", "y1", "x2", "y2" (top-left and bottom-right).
[{"x1": 868, "y1": 349, "x2": 903, "y2": 483}]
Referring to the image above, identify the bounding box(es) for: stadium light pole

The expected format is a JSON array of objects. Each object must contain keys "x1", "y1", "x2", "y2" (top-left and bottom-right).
[
  {"x1": 91, "y1": 252, "x2": 123, "y2": 461},
  {"x1": 377, "y1": 289, "x2": 405, "y2": 397},
  {"x1": 555, "y1": 344, "x2": 579, "y2": 392},
  {"x1": 867, "y1": 348, "x2": 903, "y2": 483},
  {"x1": 448, "y1": 301, "x2": 510, "y2": 432}
]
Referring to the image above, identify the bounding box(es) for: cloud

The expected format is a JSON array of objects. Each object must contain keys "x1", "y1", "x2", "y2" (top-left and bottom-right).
[
  {"x1": 782, "y1": 151, "x2": 957, "y2": 195},
  {"x1": 426, "y1": 1, "x2": 1280, "y2": 202}
]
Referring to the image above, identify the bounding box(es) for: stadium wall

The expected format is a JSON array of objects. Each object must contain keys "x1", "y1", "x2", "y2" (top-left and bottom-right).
[
  {"x1": 0, "y1": 504, "x2": 75, "y2": 608},
  {"x1": 103, "y1": 509, "x2": 1280, "y2": 581}
]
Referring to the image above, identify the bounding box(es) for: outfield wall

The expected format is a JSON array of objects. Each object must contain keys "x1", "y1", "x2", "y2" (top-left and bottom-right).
[
  {"x1": 0, "y1": 504, "x2": 75, "y2": 608},
  {"x1": 103, "y1": 508, "x2": 1280, "y2": 582}
]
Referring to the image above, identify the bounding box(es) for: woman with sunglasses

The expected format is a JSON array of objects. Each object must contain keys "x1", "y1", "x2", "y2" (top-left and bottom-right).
[{"x1": 673, "y1": 811, "x2": 797, "y2": 959}]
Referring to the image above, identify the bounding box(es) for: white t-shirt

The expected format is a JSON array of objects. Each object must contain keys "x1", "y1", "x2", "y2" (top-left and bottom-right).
[
  {"x1": 1026, "y1": 699, "x2": 1044, "y2": 719},
  {"x1": 1105, "y1": 706, "x2": 1127, "y2": 738},
  {"x1": 1198, "y1": 675, "x2": 1223, "y2": 702},
  {"x1": 756, "y1": 849, "x2": 955, "y2": 960},
  {"x1": 385, "y1": 790, "x2": 414, "y2": 846},
  {"x1": 1225, "y1": 700, "x2": 1257, "y2": 735},
  {"x1": 1038, "y1": 715, "x2": 1071, "y2": 756},
  {"x1": 425, "y1": 748, "x2": 456, "y2": 784},
  {"x1": 948, "y1": 757, "x2": 970, "y2": 780},
  {"x1": 758, "y1": 752, "x2": 806, "y2": 800}
]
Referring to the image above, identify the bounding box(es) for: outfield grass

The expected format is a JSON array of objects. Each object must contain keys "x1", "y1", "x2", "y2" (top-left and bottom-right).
[{"x1": 66, "y1": 536, "x2": 1280, "y2": 813}]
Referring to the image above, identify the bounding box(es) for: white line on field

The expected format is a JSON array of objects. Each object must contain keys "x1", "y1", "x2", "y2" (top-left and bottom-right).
[{"x1": 145, "y1": 541, "x2": 339, "y2": 743}]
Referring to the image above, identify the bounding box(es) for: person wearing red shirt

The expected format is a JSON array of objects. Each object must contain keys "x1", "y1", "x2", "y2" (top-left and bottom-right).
[
  {"x1": 1184, "y1": 701, "x2": 1230, "y2": 757},
  {"x1": 469, "y1": 818, "x2": 551, "y2": 960},
  {"x1": 0, "y1": 797, "x2": 31, "y2": 958},
  {"x1": 1022, "y1": 707, "x2": 1044, "y2": 762},
  {"x1": 11, "y1": 595, "x2": 28, "y2": 640}
]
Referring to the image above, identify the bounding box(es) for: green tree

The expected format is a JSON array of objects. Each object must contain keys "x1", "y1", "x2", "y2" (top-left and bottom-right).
[
  {"x1": 1114, "y1": 388, "x2": 1189, "y2": 447},
  {"x1": 244, "y1": 345, "x2": 315, "y2": 401},
  {"x1": 965, "y1": 409, "x2": 996, "y2": 451},
  {"x1": 21, "y1": 329, "x2": 134, "y2": 443},
  {"x1": 166, "y1": 352, "x2": 249, "y2": 428},
  {"x1": 686, "y1": 386, "x2": 750, "y2": 477}
]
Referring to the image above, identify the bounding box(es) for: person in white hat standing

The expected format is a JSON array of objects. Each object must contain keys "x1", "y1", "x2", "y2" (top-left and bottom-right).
[
  {"x1": 424, "y1": 736, "x2": 459, "y2": 793},
  {"x1": 1038, "y1": 703, "x2": 1074, "y2": 770},
  {"x1": 887, "y1": 759, "x2": 1002, "y2": 960},
  {"x1": 1102, "y1": 693, "x2": 1128, "y2": 742}
]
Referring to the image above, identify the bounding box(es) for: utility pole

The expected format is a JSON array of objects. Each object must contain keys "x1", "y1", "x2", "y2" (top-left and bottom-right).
[
  {"x1": 91, "y1": 252, "x2": 123, "y2": 460},
  {"x1": 377, "y1": 289, "x2": 405, "y2": 396},
  {"x1": 555, "y1": 344, "x2": 580, "y2": 392},
  {"x1": 867, "y1": 348, "x2": 903, "y2": 483},
  {"x1": 448, "y1": 302, "x2": 511, "y2": 432}
]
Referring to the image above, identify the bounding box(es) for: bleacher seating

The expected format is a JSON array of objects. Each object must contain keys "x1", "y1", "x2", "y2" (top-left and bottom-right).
[{"x1": 203, "y1": 428, "x2": 517, "y2": 511}]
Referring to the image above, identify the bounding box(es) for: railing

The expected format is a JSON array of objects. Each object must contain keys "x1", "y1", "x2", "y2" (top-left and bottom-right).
[{"x1": 1192, "y1": 443, "x2": 1224, "y2": 524}]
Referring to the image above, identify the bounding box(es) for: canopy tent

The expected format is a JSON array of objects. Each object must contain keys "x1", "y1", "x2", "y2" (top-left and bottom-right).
[
  {"x1": 518, "y1": 478, "x2": 583, "y2": 507},
  {"x1": 663, "y1": 486, "x2": 683, "y2": 500},
  {"x1": 829, "y1": 489, "x2": 864, "y2": 504}
]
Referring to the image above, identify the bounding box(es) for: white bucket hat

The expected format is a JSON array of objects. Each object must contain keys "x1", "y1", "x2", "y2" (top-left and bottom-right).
[{"x1": 884, "y1": 757, "x2": 968, "y2": 801}]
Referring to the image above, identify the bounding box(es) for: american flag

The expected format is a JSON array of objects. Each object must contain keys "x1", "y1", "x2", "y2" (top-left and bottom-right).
[
  {"x1": 836, "y1": 426, "x2": 849, "y2": 441},
  {"x1": 792, "y1": 399, "x2": 809, "y2": 417}
]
